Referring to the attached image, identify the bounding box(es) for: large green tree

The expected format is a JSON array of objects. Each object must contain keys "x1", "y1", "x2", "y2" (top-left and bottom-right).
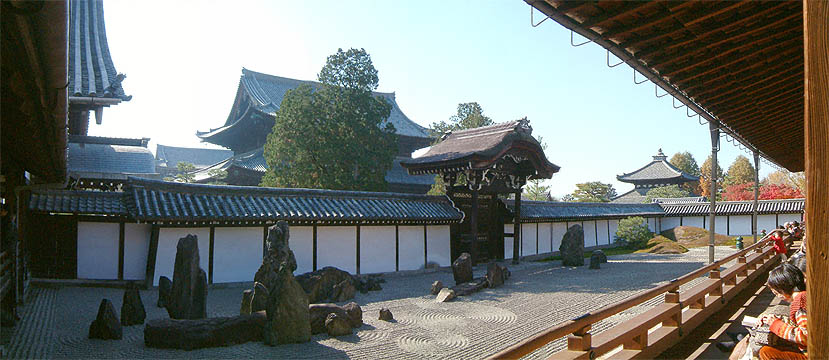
[
  {"x1": 699, "y1": 155, "x2": 724, "y2": 199},
  {"x1": 569, "y1": 181, "x2": 617, "y2": 202},
  {"x1": 723, "y1": 155, "x2": 755, "y2": 188},
  {"x1": 669, "y1": 151, "x2": 701, "y2": 177},
  {"x1": 261, "y1": 48, "x2": 397, "y2": 191}
]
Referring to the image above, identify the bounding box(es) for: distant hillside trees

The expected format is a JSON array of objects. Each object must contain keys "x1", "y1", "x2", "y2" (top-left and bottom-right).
[
  {"x1": 261, "y1": 48, "x2": 397, "y2": 191},
  {"x1": 669, "y1": 151, "x2": 701, "y2": 194}
]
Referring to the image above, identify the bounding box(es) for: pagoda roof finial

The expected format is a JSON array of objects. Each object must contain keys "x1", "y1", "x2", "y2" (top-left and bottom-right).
[{"x1": 653, "y1": 148, "x2": 667, "y2": 161}]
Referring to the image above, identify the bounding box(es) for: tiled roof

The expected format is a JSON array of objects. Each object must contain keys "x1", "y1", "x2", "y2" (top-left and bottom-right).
[
  {"x1": 610, "y1": 188, "x2": 649, "y2": 204},
  {"x1": 155, "y1": 145, "x2": 233, "y2": 169},
  {"x1": 661, "y1": 199, "x2": 804, "y2": 216},
  {"x1": 29, "y1": 190, "x2": 127, "y2": 216},
  {"x1": 617, "y1": 150, "x2": 698, "y2": 183},
  {"x1": 123, "y1": 177, "x2": 462, "y2": 224},
  {"x1": 68, "y1": 142, "x2": 157, "y2": 177},
  {"x1": 197, "y1": 69, "x2": 430, "y2": 140},
  {"x1": 68, "y1": 0, "x2": 130, "y2": 100},
  {"x1": 402, "y1": 120, "x2": 560, "y2": 178},
  {"x1": 652, "y1": 197, "x2": 707, "y2": 204},
  {"x1": 504, "y1": 200, "x2": 665, "y2": 222},
  {"x1": 385, "y1": 157, "x2": 435, "y2": 186}
]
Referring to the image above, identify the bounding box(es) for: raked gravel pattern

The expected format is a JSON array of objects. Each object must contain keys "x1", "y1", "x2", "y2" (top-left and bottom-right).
[{"x1": 7, "y1": 246, "x2": 738, "y2": 359}]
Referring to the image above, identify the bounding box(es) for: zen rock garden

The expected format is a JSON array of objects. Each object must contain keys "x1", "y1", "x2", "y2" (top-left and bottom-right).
[
  {"x1": 88, "y1": 221, "x2": 386, "y2": 351},
  {"x1": 433, "y1": 252, "x2": 512, "y2": 303}
]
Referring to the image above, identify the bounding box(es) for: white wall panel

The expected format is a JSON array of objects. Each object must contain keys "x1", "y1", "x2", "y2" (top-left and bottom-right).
[
  {"x1": 155, "y1": 227, "x2": 210, "y2": 286},
  {"x1": 77, "y1": 222, "x2": 119, "y2": 280},
  {"x1": 684, "y1": 216, "x2": 704, "y2": 228},
  {"x1": 522, "y1": 223, "x2": 537, "y2": 256},
  {"x1": 398, "y1": 226, "x2": 425, "y2": 271},
  {"x1": 714, "y1": 216, "x2": 728, "y2": 235},
  {"x1": 291, "y1": 226, "x2": 313, "y2": 275},
  {"x1": 758, "y1": 215, "x2": 777, "y2": 233},
  {"x1": 608, "y1": 220, "x2": 620, "y2": 246},
  {"x1": 596, "y1": 220, "x2": 610, "y2": 246},
  {"x1": 778, "y1": 214, "x2": 802, "y2": 225},
  {"x1": 583, "y1": 221, "x2": 597, "y2": 248},
  {"x1": 538, "y1": 223, "x2": 552, "y2": 254},
  {"x1": 552, "y1": 222, "x2": 566, "y2": 252},
  {"x1": 729, "y1": 216, "x2": 752, "y2": 236},
  {"x1": 426, "y1": 225, "x2": 451, "y2": 267},
  {"x1": 123, "y1": 224, "x2": 151, "y2": 280},
  {"x1": 662, "y1": 217, "x2": 681, "y2": 231},
  {"x1": 317, "y1": 226, "x2": 357, "y2": 274},
  {"x1": 212, "y1": 227, "x2": 262, "y2": 283},
  {"x1": 360, "y1": 226, "x2": 396, "y2": 274},
  {"x1": 504, "y1": 234, "x2": 514, "y2": 259}
]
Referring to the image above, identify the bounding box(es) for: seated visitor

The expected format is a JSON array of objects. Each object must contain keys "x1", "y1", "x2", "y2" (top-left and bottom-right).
[
  {"x1": 771, "y1": 227, "x2": 787, "y2": 262},
  {"x1": 758, "y1": 263, "x2": 808, "y2": 360}
]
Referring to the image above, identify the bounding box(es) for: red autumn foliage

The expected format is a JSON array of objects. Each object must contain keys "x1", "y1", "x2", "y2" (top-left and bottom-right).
[{"x1": 722, "y1": 182, "x2": 803, "y2": 201}]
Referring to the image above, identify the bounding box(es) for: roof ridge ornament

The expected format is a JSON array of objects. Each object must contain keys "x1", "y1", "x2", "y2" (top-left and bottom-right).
[{"x1": 653, "y1": 148, "x2": 668, "y2": 161}]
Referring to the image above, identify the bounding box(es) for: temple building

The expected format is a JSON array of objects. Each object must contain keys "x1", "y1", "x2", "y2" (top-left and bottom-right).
[
  {"x1": 154, "y1": 144, "x2": 233, "y2": 178},
  {"x1": 195, "y1": 69, "x2": 435, "y2": 193},
  {"x1": 611, "y1": 149, "x2": 699, "y2": 203}
]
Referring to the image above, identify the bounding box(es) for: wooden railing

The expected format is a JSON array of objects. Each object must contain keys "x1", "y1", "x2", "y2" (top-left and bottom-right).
[
  {"x1": 0, "y1": 250, "x2": 13, "y2": 300},
  {"x1": 489, "y1": 234, "x2": 784, "y2": 360}
]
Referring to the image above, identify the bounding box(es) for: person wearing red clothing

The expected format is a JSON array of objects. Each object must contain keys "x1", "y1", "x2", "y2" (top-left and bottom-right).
[
  {"x1": 771, "y1": 227, "x2": 787, "y2": 262},
  {"x1": 758, "y1": 264, "x2": 808, "y2": 360}
]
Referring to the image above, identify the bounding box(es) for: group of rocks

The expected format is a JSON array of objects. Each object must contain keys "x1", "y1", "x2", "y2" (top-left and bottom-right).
[
  {"x1": 293, "y1": 267, "x2": 383, "y2": 304},
  {"x1": 559, "y1": 224, "x2": 608, "y2": 269},
  {"x1": 432, "y1": 252, "x2": 511, "y2": 302},
  {"x1": 88, "y1": 287, "x2": 147, "y2": 340}
]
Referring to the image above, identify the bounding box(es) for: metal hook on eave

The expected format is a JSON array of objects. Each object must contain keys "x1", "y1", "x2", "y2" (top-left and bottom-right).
[
  {"x1": 634, "y1": 70, "x2": 648, "y2": 84},
  {"x1": 607, "y1": 50, "x2": 624, "y2": 67},
  {"x1": 531, "y1": 6, "x2": 550, "y2": 27},
  {"x1": 697, "y1": 114, "x2": 707, "y2": 126},
  {"x1": 571, "y1": 30, "x2": 591, "y2": 47},
  {"x1": 687, "y1": 107, "x2": 697, "y2": 118},
  {"x1": 672, "y1": 97, "x2": 685, "y2": 109},
  {"x1": 655, "y1": 84, "x2": 669, "y2": 98}
]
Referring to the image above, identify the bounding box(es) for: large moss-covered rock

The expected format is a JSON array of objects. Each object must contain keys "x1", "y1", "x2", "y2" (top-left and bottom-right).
[{"x1": 560, "y1": 225, "x2": 585, "y2": 267}]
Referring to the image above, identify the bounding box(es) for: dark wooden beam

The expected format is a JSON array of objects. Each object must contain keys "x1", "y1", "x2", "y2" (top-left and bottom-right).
[
  {"x1": 356, "y1": 225, "x2": 360, "y2": 274},
  {"x1": 669, "y1": 39, "x2": 802, "y2": 86},
  {"x1": 683, "y1": 53, "x2": 803, "y2": 94},
  {"x1": 713, "y1": 85, "x2": 803, "y2": 119},
  {"x1": 144, "y1": 225, "x2": 160, "y2": 289},
  {"x1": 513, "y1": 190, "x2": 521, "y2": 264},
  {"x1": 208, "y1": 226, "x2": 214, "y2": 284},
  {"x1": 600, "y1": 5, "x2": 691, "y2": 40},
  {"x1": 702, "y1": 70, "x2": 804, "y2": 109},
  {"x1": 578, "y1": 1, "x2": 654, "y2": 29},
  {"x1": 689, "y1": 65, "x2": 802, "y2": 101},
  {"x1": 312, "y1": 225, "x2": 318, "y2": 271},
  {"x1": 550, "y1": 0, "x2": 590, "y2": 14},
  {"x1": 118, "y1": 222, "x2": 125, "y2": 280}
]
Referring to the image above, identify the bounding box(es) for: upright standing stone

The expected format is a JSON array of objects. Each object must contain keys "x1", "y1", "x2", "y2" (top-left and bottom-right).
[
  {"x1": 157, "y1": 276, "x2": 172, "y2": 308},
  {"x1": 166, "y1": 235, "x2": 208, "y2": 320},
  {"x1": 256, "y1": 221, "x2": 311, "y2": 345},
  {"x1": 593, "y1": 249, "x2": 608, "y2": 263},
  {"x1": 452, "y1": 253, "x2": 473, "y2": 285},
  {"x1": 486, "y1": 262, "x2": 506, "y2": 288},
  {"x1": 378, "y1": 308, "x2": 394, "y2": 321},
  {"x1": 89, "y1": 299, "x2": 122, "y2": 340},
  {"x1": 121, "y1": 288, "x2": 146, "y2": 326},
  {"x1": 560, "y1": 225, "x2": 585, "y2": 267},
  {"x1": 589, "y1": 251, "x2": 602, "y2": 270}
]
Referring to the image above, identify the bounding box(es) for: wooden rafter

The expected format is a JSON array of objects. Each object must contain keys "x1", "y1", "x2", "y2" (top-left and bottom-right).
[
  {"x1": 578, "y1": 1, "x2": 654, "y2": 29},
  {"x1": 701, "y1": 71, "x2": 804, "y2": 109},
  {"x1": 600, "y1": 4, "x2": 693, "y2": 40},
  {"x1": 687, "y1": 62, "x2": 803, "y2": 99},
  {"x1": 670, "y1": 44, "x2": 802, "y2": 87}
]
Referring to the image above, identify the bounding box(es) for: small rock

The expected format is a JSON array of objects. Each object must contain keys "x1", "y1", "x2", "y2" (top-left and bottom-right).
[
  {"x1": 89, "y1": 299, "x2": 122, "y2": 340},
  {"x1": 436, "y1": 288, "x2": 456, "y2": 303},
  {"x1": 157, "y1": 276, "x2": 172, "y2": 308},
  {"x1": 593, "y1": 249, "x2": 608, "y2": 263},
  {"x1": 486, "y1": 263, "x2": 506, "y2": 288},
  {"x1": 309, "y1": 303, "x2": 350, "y2": 334},
  {"x1": 430, "y1": 280, "x2": 444, "y2": 295},
  {"x1": 452, "y1": 277, "x2": 489, "y2": 296},
  {"x1": 342, "y1": 302, "x2": 363, "y2": 328},
  {"x1": 121, "y1": 288, "x2": 146, "y2": 326},
  {"x1": 378, "y1": 308, "x2": 394, "y2": 321},
  {"x1": 589, "y1": 251, "x2": 603, "y2": 270},
  {"x1": 325, "y1": 313, "x2": 352, "y2": 337},
  {"x1": 452, "y1": 253, "x2": 473, "y2": 285},
  {"x1": 240, "y1": 289, "x2": 254, "y2": 315}
]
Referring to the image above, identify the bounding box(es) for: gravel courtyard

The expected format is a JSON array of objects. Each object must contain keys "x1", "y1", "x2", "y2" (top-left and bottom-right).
[{"x1": 6, "y1": 246, "x2": 738, "y2": 359}]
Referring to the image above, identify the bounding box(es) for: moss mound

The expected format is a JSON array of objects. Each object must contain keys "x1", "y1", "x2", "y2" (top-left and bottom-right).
[
  {"x1": 635, "y1": 235, "x2": 688, "y2": 254},
  {"x1": 660, "y1": 226, "x2": 733, "y2": 248}
]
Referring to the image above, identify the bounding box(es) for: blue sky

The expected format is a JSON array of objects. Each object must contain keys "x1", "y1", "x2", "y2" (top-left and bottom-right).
[{"x1": 93, "y1": 0, "x2": 776, "y2": 197}]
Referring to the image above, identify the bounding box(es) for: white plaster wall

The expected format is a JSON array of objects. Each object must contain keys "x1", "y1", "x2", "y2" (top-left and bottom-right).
[
  {"x1": 596, "y1": 220, "x2": 610, "y2": 246},
  {"x1": 317, "y1": 226, "x2": 357, "y2": 274},
  {"x1": 154, "y1": 227, "x2": 210, "y2": 286},
  {"x1": 778, "y1": 214, "x2": 802, "y2": 225},
  {"x1": 714, "y1": 216, "x2": 728, "y2": 235},
  {"x1": 291, "y1": 226, "x2": 313, "y2": 275},
  {"x1": 582, "y1": 221, "x2": 597, "y2": 248},
  {"x1": 684, "y1": 216, "x2": 704, "y2": 228},
  {"x1": 552, "y1": 222, "x2": 566, "y2": 252},
  {"x1": 360, "y1": 226, "x2": 396, "y2": 274},
  {"x1": 398, "y1": 226, "x2": 424, "y2": 271},
  {"x1": 758, "y1": 215, "x2": 777, "y2": 233},
  {"x1": 609, "y1": 220, "x2": 620, "y2": 246},
  {"x1": 212, "y1": 227, "x2": 262, "y2": 283},
  {"x1": 426, "y1": 225, "x2": 451, "y2": 267},
  {"x1": 504, "y1": 234, "x2": 514, "y2": 259},
  {"x1": 522, "y1": 223, "x2": 537, "y2": 256},
  {"x1": 538, "y1": 223, "x2": 552, "y2": 254},
  {"x1": 77, "y1": 222, "x2": 120, "y2": 280},
  {"x1": 729, "y1": 215, "x2": 752, "y2": 236},
  {"x1": 662, "y1": 217, "x2": 681, "y2": 231},
  {"x1": 123, "y1": 224, "x2": 151, "y2": 280}
]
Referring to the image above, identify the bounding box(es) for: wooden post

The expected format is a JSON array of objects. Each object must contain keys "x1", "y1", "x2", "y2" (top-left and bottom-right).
[
  {"x1": 752, "y1": 151, "x2": 760, "y2": 245},
  {"x1": 144, "y1": 225, "x2": 160, "y2": 289},
  {"x1": 664, "y1": 287, "x2": 681, "y2": 328},
  {"x1": 118, "y1": 222, "x2": 125, "y2": 280},
  {"x1": 709, "y1": 270, "x2": 722, "y2": 297},
  {"x1": 708, "y1": 121, "x2": 719, "y2": 264},
  {"x1": 471, "y1": 184, "x2": 479, "y2": 265},
  {"x1": 513, "y1": 189, "x2": 521, "y2": 264},
  {"x1": 567, "y1": 325, "x2": 592, "y2": 352},
  {"x1": 208, "y1": 226, "x2": 214, "y2": 284},
  {"x1": 804, "y1": 0, "x2": 828, "y2": 354}
]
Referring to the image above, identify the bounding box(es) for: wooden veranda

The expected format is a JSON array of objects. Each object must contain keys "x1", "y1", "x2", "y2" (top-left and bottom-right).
[{"x1": 490, "y1": 0, "x2": 827, "y2": 357}]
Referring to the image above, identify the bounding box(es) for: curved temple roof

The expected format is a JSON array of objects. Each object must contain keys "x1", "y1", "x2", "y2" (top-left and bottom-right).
[
  {"x1": 68, "y1": 0, "x2": 130, "y2": 100},
  {"x1": 617, "y1": 149, "x2": 699, "y2": 185}
]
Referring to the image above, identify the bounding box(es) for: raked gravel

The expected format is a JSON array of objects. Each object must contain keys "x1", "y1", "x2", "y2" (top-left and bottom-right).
[{"x1": 6, "y1": 246, "x2": 738, "y2": 359}]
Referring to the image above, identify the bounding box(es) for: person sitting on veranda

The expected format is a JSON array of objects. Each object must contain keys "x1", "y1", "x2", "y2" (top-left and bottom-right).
[
  {"x1": 771, "y1": 227, "x2": 787, "y2": 262},
  {"x1": 758, "y1": 263, "x2": 808, "y2": 360}
]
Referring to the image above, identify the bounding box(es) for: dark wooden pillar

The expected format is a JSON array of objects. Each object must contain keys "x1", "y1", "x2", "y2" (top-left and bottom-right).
[
  {"x1": 752, "y1": 151, "x2": 760, "y2": 244},
  {"x1": 804, "y1": 0, "x2": 828, "y2": 354},
  {"x1": 470, "y1": 183, "x2": 479, "y2": 265},
  {"x1": 513, "y1": 189, "x2": 521, "y2": 264},
  {"x1": 144, "y1": 225, "x2": 160, "y2": 289},
  {"x1": 708, "y1": 121, "x2": 719, "y2": 264}
]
